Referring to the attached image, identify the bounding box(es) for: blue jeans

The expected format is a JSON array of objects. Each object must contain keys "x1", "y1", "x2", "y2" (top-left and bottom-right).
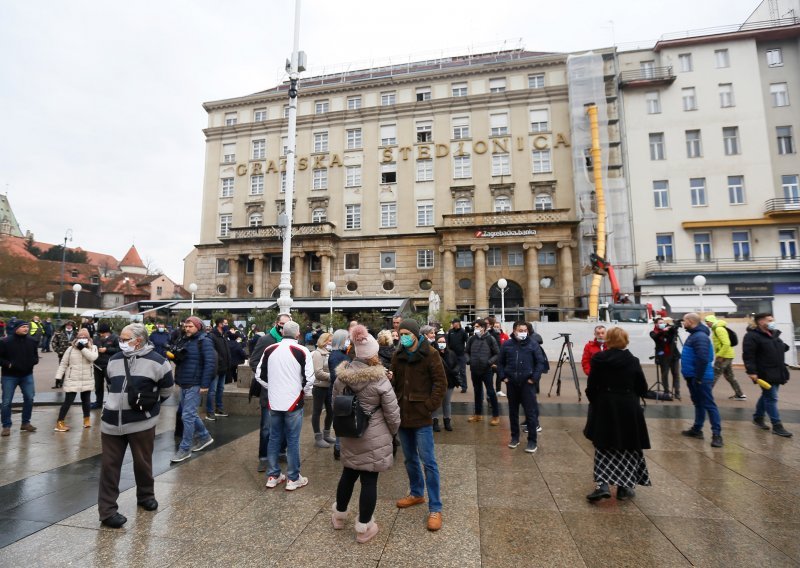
[
  {"x1": 754, "y1": 383, "x2": 781, "y2": 424},
  {"x1": 472, "y1": 368, "x2": 499, "y2": 417},
  {"x1": 206, "y1": 372, "x2": 226, "y2": 413},
  {"x1": 398, "y1": 426, "x2": 442, "y2": 513},
  {"x1": 179, "y1": 386, "x2": 210, "y2": 452},
  {"x1": 686, "y1": 378, "x2": 721, "y2": 435},
  {"x1": 507, "y1": 379, "x2": 539, "y2": 443},
  {"x1": 2, "y1": 374, "x2": 35, "y2": 428},
  {"x1": 267, "y1": 408, "x2": 303, "y2": 481}
]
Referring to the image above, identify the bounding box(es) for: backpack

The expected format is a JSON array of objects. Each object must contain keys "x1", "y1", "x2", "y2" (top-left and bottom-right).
[
  {"x1": 725, "y1": 327, "x2": 738, "y2": 347},
  {"x1": 304, "y1": 331, "x2": 314, "y2": 344},
  {"x1": 333, "y1": 385, "x2": 377, "y2": 438}
]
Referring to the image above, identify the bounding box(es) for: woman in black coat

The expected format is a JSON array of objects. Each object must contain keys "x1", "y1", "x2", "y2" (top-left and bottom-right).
[{"x1": 584, "y1": 327, "x2": 651, "y2": 501}]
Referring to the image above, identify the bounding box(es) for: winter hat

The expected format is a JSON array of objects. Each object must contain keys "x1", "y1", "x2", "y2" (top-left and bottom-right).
[
  {"x1": 97, "y1": 322, "x2": 111, "y2": 334},
  {"x1": 704, "y1": 314, "x2": 717, "y2": 324},
  {"x1": 398, "y1": 319, "x2": 420, "y2": 337},
  {"x1": 184, "y1": 316, "x2": 204, "y2": 331},
  {"x1": 351, "y1": 325, "x2": 379, "y2": 360},
  {"x1": 11, "y1": 320, "x2": 29, "y2": 331}
]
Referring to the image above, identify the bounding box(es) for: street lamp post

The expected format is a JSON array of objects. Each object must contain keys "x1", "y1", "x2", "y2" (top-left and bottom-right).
[
  {"x1": 693, "y1": 274, "x2": 707, "y2": 315},
  {"x1": 188, "y1": 283, "x2": 198, "y2": 316},
  {"x1": 497, "y1": 278, "x2": 508, "y2": 324},
  {"x1": 72, "y1": 283, "x2": 82, "y2": 316},
  {"x1": 57, "y1": 229, "x2": 73, "y2": 321},
  {"x1": 327, "y1": 281, "x2": 336, "y2": 332}
]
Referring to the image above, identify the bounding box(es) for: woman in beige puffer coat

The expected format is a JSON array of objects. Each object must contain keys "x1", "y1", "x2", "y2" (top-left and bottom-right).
[
  {"x1": 54, "y1": 328, "x2": 99, "y2": 431},
  {"x1": 331, "y1": 325, "x2": 400, "y2": 544}
]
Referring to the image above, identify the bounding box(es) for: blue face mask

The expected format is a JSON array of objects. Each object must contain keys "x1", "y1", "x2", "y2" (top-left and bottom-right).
[
  {"x1": 400, "y1": 335, "x2": 415, "y2": 348},
  {"x1": 767, "y1": 322, "x2": 777, "y2": 331}
]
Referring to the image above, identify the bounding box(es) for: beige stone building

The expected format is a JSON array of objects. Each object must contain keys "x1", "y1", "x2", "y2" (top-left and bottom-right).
[{"x1": 192, "y1": 48, "x2": 623, "y2": 321}]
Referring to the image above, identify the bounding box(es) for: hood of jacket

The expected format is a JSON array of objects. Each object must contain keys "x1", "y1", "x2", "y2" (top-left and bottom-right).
[
  {"x1": 125, "y1": 343, "x2": 154, "y2": 359},
  {"x1": 335, "y1": 360, "x2": 387, "y2": 386},
  {"x1": 688, "y1": 324, "x2": 711, "y2": 337}
]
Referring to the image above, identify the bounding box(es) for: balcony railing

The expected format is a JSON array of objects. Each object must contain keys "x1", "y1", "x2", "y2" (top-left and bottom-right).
[
  {"x1": 765, "y1": 198, "x2": 800, "y2": 215},
  {"x1": 441, "y1": 209, "x2": 572, "y2": 228},
  {"x1": 645, "y1": 256, "x2": 800, "y2": 276},
  {"x1": 619, "y1": 66, "x2": 675, "y2": 87},
  {"x1": 222, "y1": 222, "x2": 336, "y2": 241}
]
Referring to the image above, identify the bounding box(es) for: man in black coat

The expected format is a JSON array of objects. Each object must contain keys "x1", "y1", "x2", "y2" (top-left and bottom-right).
[
  {"x1": 465, "y1": 320, "x2": 500, "y2": 424},
  {"x1": 207, "y1": 318, "x2": 232, "y2": 420},
  {"x1": 446, "y1": 319, "x2": 468, "y2": 393},
  {"x1": 91, "y1": 323, "x2": 120, "y2": 409},
  {"x1": 743, "y1": 313, "x2": 792, "y2": 437},
  {"x1": 0, "y1": 321, "x2": 39, "y2": 435}
]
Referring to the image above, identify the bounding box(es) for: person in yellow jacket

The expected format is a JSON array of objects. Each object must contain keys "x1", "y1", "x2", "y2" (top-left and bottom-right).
[{"x1": 704, "y1": 315, "x2": 746, "y2": 400}]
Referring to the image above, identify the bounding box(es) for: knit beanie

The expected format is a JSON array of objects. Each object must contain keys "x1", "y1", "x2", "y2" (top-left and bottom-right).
[
  {"x1": 398, "y1": 319, "x2": 420, "y2": 337},
  {"x1": 351, "y1": 325, "x2": 379, "y2": 360},
  {"x1": 185, "y1": 316, "x2": 204, "y2": 331}
]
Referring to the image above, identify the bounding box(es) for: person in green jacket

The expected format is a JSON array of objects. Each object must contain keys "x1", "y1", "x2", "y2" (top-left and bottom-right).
[{"x1": 704, "y1": 315, "x2": 745, "y2": 400}]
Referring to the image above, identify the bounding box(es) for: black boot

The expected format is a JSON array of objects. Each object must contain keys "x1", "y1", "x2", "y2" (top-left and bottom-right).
[
  {"x1": 443, "y1": 418, "x2": 453, "y2": 431},
  {"x1": 772, "y1": 423, "x2": 793, "y2": 438},
  {"x1": 586, "y1": 482, "x2": 611, "y2": 502},
  {"x1": 432, "y1": 418, "x2": 441, "y2": 432},
  {"x1": 616, "y1": 486, "x2": 636, "y2": 500},
  {"x1": 753, "y1": 416, "x2": 770, "y2": 430},
  {"x1": 333, "y1": 447, "x2": 341, "y2": 460}
]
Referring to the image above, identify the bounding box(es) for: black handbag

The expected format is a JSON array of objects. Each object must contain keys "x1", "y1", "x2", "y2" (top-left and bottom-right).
[
  {"x1": 124, "y1": 358, "x2": 159, "y2": 412},
  {"x1": 333, "y1": 386, "x2": 377, "y2": 438}
]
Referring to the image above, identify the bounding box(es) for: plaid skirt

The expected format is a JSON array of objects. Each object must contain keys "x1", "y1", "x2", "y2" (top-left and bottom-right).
[{"x1": 593, "y1": 449, "x2": 652, "y2": 488}]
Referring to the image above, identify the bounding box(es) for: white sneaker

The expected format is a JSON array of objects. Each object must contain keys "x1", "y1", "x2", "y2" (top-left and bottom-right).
[
  {"x1": 286, "y1": 476, "x2": 309, "y2": 491},
  {"x1": 536, "y1": 425, "x2": 543, "y2": 433},
  {"x1": 497, "y1": 391, "x2": 507, "y2": 397},
  {"x1": 265, "y1": 473, "x2": 286, "y2": 488}
]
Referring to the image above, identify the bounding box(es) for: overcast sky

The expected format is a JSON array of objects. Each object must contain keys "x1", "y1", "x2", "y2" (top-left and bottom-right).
[{"x1": 0, "y1": 0, "x2": 761, "y2": 283}]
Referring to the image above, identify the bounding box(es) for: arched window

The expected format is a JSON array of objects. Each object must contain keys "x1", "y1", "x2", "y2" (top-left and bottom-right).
[
  {"x1": 248, "y1": 212, "x2": 263, "y2": 227},
  {"x1": 312, "y1": 208, "x2": 327, "y2": 223},
  {"x1": 494, "y1": 196, "x2": 512, "y2": 212},
  {"x1": 534, "y1": 193, "x2": 553, "y2": 210},
  {"x1": 454, "y1": 198, "x2": 473, "y2": 215}
]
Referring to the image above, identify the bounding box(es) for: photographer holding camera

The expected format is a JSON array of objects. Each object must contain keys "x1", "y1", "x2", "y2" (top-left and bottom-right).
[{"x1": 650, "y1": 317, "x2": 681, "y2": 400}]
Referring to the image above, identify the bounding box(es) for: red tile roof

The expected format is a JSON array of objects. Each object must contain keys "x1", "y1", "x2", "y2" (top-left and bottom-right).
[{"x1": 119, "y1": 245, "x2": 146, "y2": 269}]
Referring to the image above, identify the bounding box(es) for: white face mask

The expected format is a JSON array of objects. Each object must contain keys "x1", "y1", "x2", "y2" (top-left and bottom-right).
[
  {"x1": 516, "y1": 332, "x2": 527, "y2": 340},
  {"x1": 119, "y1": 340, "x2": 136, "y2": 354},
  {"x1": 324, "y1": 344, "x2": 332, "y2": 351},
  {"x1": 77, "y1": 338, "x2": 89, "y2": 345},
  {"x1": 474, "y1": 329, "x2": 483, "y2": 337},
  {"x1": 766, "y1": 322, "x2": 777, "y2": 331},
  {"x1": 344, "y1": 339, "x2": 351, "y2": 349}
]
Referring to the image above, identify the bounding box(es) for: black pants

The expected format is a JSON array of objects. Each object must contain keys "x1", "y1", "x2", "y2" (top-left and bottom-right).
[
  {"x1": 657, "y1": 354, "x2": 681, "y2": 395},
  {"x1": 58, "y1": 391, "x2": 91, "y2": 421},
  {"x1": 311, "y1": 386, "x2": 332, "y2": 433},
  {"x1": 336, "y1": 467, "x2": 379, "y2": 524},
  {"x1": 98, "y1": 428, "x2": 156, "y2": 520},
  {"x1": 94, "y1": 366, "x2": 107, "y2": 405},
  {"x1": 507, "y1": 380, "x2": 539, "y2": 443}
]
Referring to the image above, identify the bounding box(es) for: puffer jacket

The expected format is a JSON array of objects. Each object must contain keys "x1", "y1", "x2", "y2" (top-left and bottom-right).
[
  {"x1": 311, "y1": 347, "x2": 331, "y2": 387},
  {"x1": 173, "y1": 332, "x2": 217, "y2": 388},
  {"x1": 742, "y1": 326, "x2": 790, "y2": 385},
  {"x1": 390, "y1": 338, "x2": 447, "y2": 428},
  {"x1": 465, "y1": 333, "x2": 499, "y2": 373},
  {"x1": 56, "y1": 343, "x2": 99, "y2": 392},
  {"x1": 681, "y1": 324, "x2": 714, "y2": 382},
  {"x1": 498, "y1": 335, "x2": 548, "y2": 384},
  {"x1": 708, "y1": 319, "x2": 735, "y2": 359},
  {"x1": 334, "y1": 360, "x2": 400, "y2": 472}
]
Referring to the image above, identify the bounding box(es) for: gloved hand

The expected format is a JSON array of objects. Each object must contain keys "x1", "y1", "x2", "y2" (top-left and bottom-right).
[
  {"x1": 53, "y1": 378, "x2": 63, "y2": 389},
  {"x1": 76, "y1": 342, "x2": 85, "y2": 350}
]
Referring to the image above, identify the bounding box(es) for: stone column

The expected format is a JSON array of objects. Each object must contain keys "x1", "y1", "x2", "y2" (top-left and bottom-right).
[
  {"x1": 292, "y1": 253, "x2": 306, "y2": 298},
  {"x1": 523, "y1": 242, "x2": 542, "y2": 321},
  {"x1": 558, "y1": 241, "x2": 576, "y2": 317},
  {"x1": 471, "y1": 244, "x2": 489, "y2": 318},
  {"x1": 439, "y1": 246, "x2": 456, "y2": 312},
  {"x1": 228, "y1": 256, "x2": 239, "y2": 299},
  {"x1": 251, "y1": 256, "x2": 264, "y2": 298},
  {"x1": 320, "y1": 253, "x2": 331, "y2": 298}
]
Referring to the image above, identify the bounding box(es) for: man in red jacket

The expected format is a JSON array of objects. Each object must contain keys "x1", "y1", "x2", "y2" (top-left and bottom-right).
[{"x1": 581, "y1": 325, "x2": 607, "y2": 376}]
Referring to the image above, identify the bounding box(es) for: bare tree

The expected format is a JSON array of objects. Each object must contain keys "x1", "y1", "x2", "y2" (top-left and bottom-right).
[
  {"x1": 0, "y1": 250, "x2": 58, "y2": 310},
  {"x1": 144, "y1": 256, "x2": 163, "y2": 275}
]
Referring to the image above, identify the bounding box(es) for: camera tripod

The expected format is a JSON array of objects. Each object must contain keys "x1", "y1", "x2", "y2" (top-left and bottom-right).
[
  {"x1": 547, "y1": 333, "x2": 581, "y2": 401},
  {"x1": 647, "y1": 353, "x2": 669, "y2": 402}
]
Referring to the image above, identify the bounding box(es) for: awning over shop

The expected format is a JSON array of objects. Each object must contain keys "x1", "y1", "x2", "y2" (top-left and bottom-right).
[
  {"x1": 167, "y1": 298, "x2": 412, "y2": 313},
  {"x1": 664, "y1": 295, "x2": 737, "y2": 313},
  {"x1": 168, "y1": 300, "x2": 277, "y2": 311}
]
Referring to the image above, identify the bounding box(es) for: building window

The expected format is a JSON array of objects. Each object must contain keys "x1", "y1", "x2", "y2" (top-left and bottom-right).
[
  {"x1": 416, "y1": 87, "x2": 431, "y2": 101},
  {"x1": 538, "y1": 250, "x2": 556, "y2": 265},
  {"x1": 380, "y1": 202, "x2": 397, "y2": 228},
  {"x1": 380, "y1": 163, "x2": 397, "y2": 184},
  {"x1": 416, "y1": 120, "x2": 433, "y2": 143},
  {"x1": 714, "y1": 49, "x2": 730, "y2": 68},
  {"x1": 732, "y1": 231, "x2": 751, "y2": 260},
  {"x1": 221, "y1": 177, "x2": 234, "y2": 198},
  {"x1": 777, "y1": 126, "x2": 795, "y2": 154},
  {"x1": 490, "y1": 113, "x2": 508, "y2": 136},
  {"x1": 347, "y1": 96, "x2": 362, "y2": 110},
  {"x1": 381, "y1": 91, "x2": 396, "y2": 106},
  {"x1": 312, "y1": 168, "x2": 328, "y2": 190},
  {"x1": 532, "y1": 150, "x2": 552, "y2": 173},
  {"x1": 346, "y1": 165, "x2": 362, "y2": 187},
  {"x1": 346, "y1": 128, "x2": 362, "y2": 149},
  {"x1": 645, "y1": 91, "x2": 661, "y2": 114},
  {"x1": 508, "y1": 247, "x2": 524, "y2": 266},
  {"x1": 224, "y1": 112, "x2": 237, "y2": 126},
  {"x1": 453, "y1": 156, "x2": 472, "y2": 179},
  {"x1": 779, "y1": 229, "x2": 797, "y2": 259},
  {"x1": 454, "y1": 198, "x2": 472, "y2": 215},
  {"x1": 487, "y1": 247, "x2": 502, "y2": 267},
  {"x1": 690, "y1": 177, "x2": 707, "y2": 207},
  {"x1": 314, "y1": 100, "x2": 329, "y2": 114},
  {"x1": 309, "y1": 255, "x2": 321, "y2": 272},
  {"x1": 640, "y1": 60, "x2": 655, "y2": 78},
  {"x1": 344, "y1": 253, "x2": 359, "y2": 270},
  {"x1": 269, "y1": 256, "x2": 283, "y2": 272},
  {"x1": 679, "y1": 53, "x2": 693, "y2": 72},
  {"x1": 494, "y1": 196, "x2": 512, "y2": 212},
  {"x1": 283, "y1": 105, "x2": 290, "y2": 118},
  {"x1": 728, "y1": 175, "x2": 745, "y2": 205},
  {"x1": 653, "y1": 180, "x2": 670, "y2": 208},
  {"x1": 694, "y1": 233, "x2": 712, "y2": 262},
  {"x1": 222, "y1": 143, "x2": 236, "y2": 163},
  {"x1": 718, "y1": 83, "x2": 734, "y2": 107},
  {"x1": 534, "y1": 194, "x2": 553, "y2": 210},
  {"x1": 252, "y1": 139, "x2": 266, "y2": 159},
  {"x1": 529, "y1": 109, "x2": 549, "y2": 132},
  {"x1": 248, "y1": 212, "x2": 263, "y2": 227},
  {"x1": 451, "y1": 82, "x2": 468, "y2": 97},
  {"x1": 723, "y1": 126, "x2": 740, "y2": 155},
  {"x1": 767, "y1": 48, "x2": 783, "y2": 67},
  {"x1": 313, "y1": 131, "x2": 329, "y2": 152},
  {"x1": 281, "y1": 136, "x2": 288, "y2": 155},
  {"x1": 528, "y1": 73, "x2": 545, "y2": 89},
  {"x1": 345, "y1": 204, "x2": 361, "y2": 229},
  {"x1": 416, "y1": 159, "x2": 434, "y2": 182},
  {"x1": 311, "y1": 208, "x2": 327, "y2": 223},
  {"x1": 417, "y1": 249, "x2": 434, "y2": 269},
  {"x1": 456, "y1": 249, "x2": 473, "y2": 268},
  {"x1": 489, "y1": 78, "x2": 506, "y2": 93},
  {"x1": 280, "y1": 171, "x2": 287, "y2": 193},
  {"x1": 250, "y1": 174, "x2": 264, "y2": 195},
  {"x1": 380, "y1": 124, "x2": 397, "y2": 146},
  {"x1": 245, "y1": 258, "x2": 255, "y2": 274},
  {"x1": 771, "y1": 82, "x2": 790, "y2": 107},
  {"x1": 452, "y1": 117, "x2": 470, "y2": 139},
  {"x1": 216, "y1": 258, "x2": 229, "y2": 274},
  {"x1": 492, "y1": 154, "x2": 510, "y2": 176},
  {"x1": 656, "y1": 234, "x2": 674, "y2": 262},
  {"x1": 649, "y1": 132, "x2": 665, "y2": 160},
  {"x1": 417, "y1": 200, "x2": 434, "y2": 226},
  {"x1": 782, "y1": 175, "x2": 800, "y2": 201},
  {"x1": 380, "y1": 251, "x2": 396, "y2": 270},
  {"x1": 682, "y1": 87, "x2": 697, "y2": 111},
  {"x1": 219, "y1": 215, "x2": 232, "y2": 237},
  {"x1": 254, "y1": 108, "x2": 267, "y2": 122},
  {"x1": 685, "y1": 130, "x2": 702, "y2": 158}
]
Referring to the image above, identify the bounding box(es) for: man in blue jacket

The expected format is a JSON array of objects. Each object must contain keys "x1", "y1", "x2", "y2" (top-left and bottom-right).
[
  {"x1": 498, "y1": 321, "x2": 549, "y2": 453},
  {"x1": 680, "y1": 313, "x2": 723, "y2": 447}
]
